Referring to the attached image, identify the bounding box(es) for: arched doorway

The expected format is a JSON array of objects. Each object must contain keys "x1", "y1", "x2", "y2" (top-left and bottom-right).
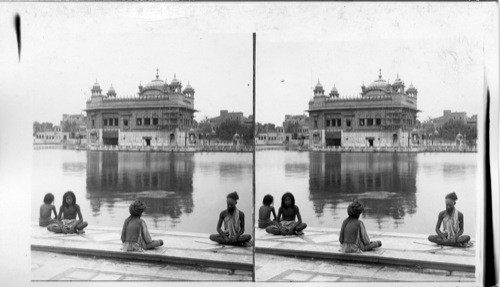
[{"x1": 392, "y1": 134, "x2": 398, "y2": 145}]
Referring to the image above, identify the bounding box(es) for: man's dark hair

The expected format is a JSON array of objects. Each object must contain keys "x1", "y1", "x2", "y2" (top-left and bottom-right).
[
  {"x1": 43, "y1": 193, "x2": 54, "y2": 204},
  {"x1": 227, "y1": 191, "x2": 239, "y2": 202},
  {"x1": 445, "y1": 192, "x2": 458, "y2": 202},
  {"x1": 263, "y1": 194, "x2": 274, "y2": 205},
  {"x1": 281, "y1": 192, "x2": 295, "y2": 209},
  {"x1": 62, "y1": 190, "x2": 76, "y2": 207}
]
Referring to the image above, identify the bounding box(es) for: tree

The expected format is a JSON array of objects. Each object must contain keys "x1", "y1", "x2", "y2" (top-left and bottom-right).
[
  {"x1": 284, "y1": 121, "x2": 301, "y2": 140},
  {"x1": 33, "y1": 121, "x2": 41, "y2": 136},
  {"x1": 61, "y1": 120, "x2": 79, "y2": 138},
  {"x1": 440, "y1": 120, "x2": 477, "y2": 141},
  {"x1": 255, "y1": 122, "x2": 276, "y2": 134},
  {"x1": 284, "y1": 121, "x2": 299, "y2": 134},
  {"x1": 217, "y1": 119, "x2": 253, "y2": 144},
  {"x1": 197, "y1": 116, "x2": 213, "y2": 135},
  {"x1": 33, "y1": 121, "x2": 54, "y2": 135}
]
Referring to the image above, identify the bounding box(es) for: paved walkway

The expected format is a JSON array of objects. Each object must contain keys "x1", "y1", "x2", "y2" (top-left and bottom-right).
[
  {"x1": 31, "y1": 223, "x2": 252, "y2": 280},
  {"x1": 255, "y1": 227, "x2": 476, "y2": 275},
  {"x1": 32, "y1": 251, "x2": 250, "y2": 281},
  {"x1": 255, "y1": 253, "x2": 475, "y2": 282}
]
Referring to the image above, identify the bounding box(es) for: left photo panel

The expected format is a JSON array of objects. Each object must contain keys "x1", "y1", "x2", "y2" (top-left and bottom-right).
[{"x1": 29, "y1": 5, "x2": 254, "y2": 282}]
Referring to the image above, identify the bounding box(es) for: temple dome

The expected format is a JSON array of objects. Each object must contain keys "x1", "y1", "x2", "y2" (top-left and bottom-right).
[
  {"x1": 143, "y1": 70, "x2": 165, "y2": 91},
  {"x1": 406, "y1": 83, "x2": 417, "y2": 92},
  {"x1": 315, "y1": 81, "x2": 323, "y2": 90},
  {"x1": 144, "y1": 78, "x2": 165, "y2": 90},
  {"x1": 366, "y1": 70, "x2": 390, "y2": 91},
  {"x1": 171, "y1": 74, "x2": 180, "y2": 85},
  {"x1": 314, "y1": 79, "x2": 324, "y2": 93},
  {"x1": 393, "y1": 75, "x2": 403, "y2": 85},
  {"x1": 92, "y1": 81, "x2": 101, "y2": 89},
  {"x1": 183, "y1": 83, "x2": 194, "y2": 92},
  {"x1": 366, "y1": 78, "x2": 389, "y2": 90}
]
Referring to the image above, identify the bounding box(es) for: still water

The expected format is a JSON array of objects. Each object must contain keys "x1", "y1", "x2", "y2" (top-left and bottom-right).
[
  {"x1": 256, "y1": 151, "x2": 479, "y2": 235},
  {"x1": 32, "y1": 150, "x2": 253, "y2": 234}
]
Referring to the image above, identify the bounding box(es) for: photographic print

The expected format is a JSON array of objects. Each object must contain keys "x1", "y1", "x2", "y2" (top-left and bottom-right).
[
  {"x1": 22, "y1": 3, "x2": 254, "y2": 282},
  {"x1": 254, "y1": 2, "x2": 492, "y2": 283},
  {"x1": 0, "y1": 2, "x2": 498, "y2": 286}
]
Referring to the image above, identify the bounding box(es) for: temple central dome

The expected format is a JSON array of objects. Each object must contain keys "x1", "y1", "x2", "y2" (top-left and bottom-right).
[
  {"x1": 366, "y1": 69, "x2": 389, "y2": 91},
  {"x1": 143, "y1": 69, "x2": 166, "y2": 91},
  {"x1": 144, "y1": 78, "x2": 165, "y2": 90}
]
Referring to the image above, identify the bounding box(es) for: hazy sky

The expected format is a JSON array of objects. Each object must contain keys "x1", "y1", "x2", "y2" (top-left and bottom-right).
[
  {"x1": 1, "y1": 3, "x2": 495, "y2": 127},
  {"x1": 10, "y1": 5, "x2": 253, "y2": 124},
  {"x1": 256, "y1": 4, "x2": 493, "y2": 126}
]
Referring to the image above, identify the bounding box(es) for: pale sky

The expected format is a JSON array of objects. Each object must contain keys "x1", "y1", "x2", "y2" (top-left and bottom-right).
[
  {"x1": 7, "y1": 4, "x2": 253, "y2": 124},
  {"x1": 256, "y1": 3, "x2": 493, "y2": 126},
  {"x1": 0, "y1": 3, "x2": 495, "y2": 127}
]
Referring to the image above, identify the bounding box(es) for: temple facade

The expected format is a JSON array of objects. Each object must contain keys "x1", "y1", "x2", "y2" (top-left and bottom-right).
[
  {"x1": 307, "y1": 70, "x2": 419, "y2": 148},
  {"x1": 85, "y1": 70, "x2": 196, "y2": 147}
]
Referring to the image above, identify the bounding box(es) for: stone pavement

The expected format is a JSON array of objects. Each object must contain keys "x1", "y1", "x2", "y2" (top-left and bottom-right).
[
  {"x1": 255, "y1": 226, "x2": 476, "y2": 278},
  {"x1": 31, "y1": 223, "x2": 252, "y2": 280},
  {"x1": 255, "y1": 253, "x2": 475, "y2": 282},
  {"x1": 32, "y1": 251, "x2": 250, "y2": 281}
]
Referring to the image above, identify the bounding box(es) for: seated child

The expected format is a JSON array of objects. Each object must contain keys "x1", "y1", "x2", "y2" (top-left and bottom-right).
[
  {"x1": 121, "y1": 200, "x2": 164, "y2": 251},
  {"x1": 47, "y1": 191, "x2": 88, "y2": 234},
  {"x1": 258, "y1": 194, "x2": 277, "y2": 228},
  {"x1": 339, "y1": 200, "x2": 382, "y2": 253},
  {"x1": 265, "y1": 192, "x2": 307, "y2": 236},
  {"x1": 39, "y1": 193, "x2": 57, "y2": 227}
]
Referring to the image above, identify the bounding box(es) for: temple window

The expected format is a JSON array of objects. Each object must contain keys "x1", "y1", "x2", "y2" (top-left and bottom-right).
[
  {"x1": 153, "y1": 118, "x2": 158, "y2": 125},
  {"x1": 376, "y1": 119, "x2": 381, "y2": 125},
  {"x1": 346, "y1": 120, "x2": 351, "y2": 127},
  {"x1": 359, "y1": 119, "x2": 365, "y2": 126},
  {"x1": 124, "y1": 119, "x2": 129, "y2": 126},
  {"x1": 103, "y1": 119, "x2": 108, "y2": 126},
  {"x1": 137, "y1": 118, "x2": 142, "y2": 126},
  {"x1": 114, "y1": 118, "x2": 118, "y2": 126},
  {"x1": 92, "y1": 119, "x2": 95, "y2": 127},
  {"x1": 337, "y1": 119, "x2": 341, "y2": 126},
  {"x1": 367, "y1": 119, "x2": 374, "y2": 126},
  {"x1": 144, "y1": 118, "x2": 151, "y2": 125}
]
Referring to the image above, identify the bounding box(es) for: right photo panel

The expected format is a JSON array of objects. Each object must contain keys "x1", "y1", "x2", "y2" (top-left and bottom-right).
[{"x1": 254, "y1": 2, "x2": 492, "y2": 283}]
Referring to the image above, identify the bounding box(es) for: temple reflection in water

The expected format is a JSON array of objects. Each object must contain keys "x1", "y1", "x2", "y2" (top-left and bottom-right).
[
  {"x1": 86, "y1": 151, "x2": 194, "y2": 223},
  {"x1": 308, "y1": 152, "x2": 417, "y2": 223}
]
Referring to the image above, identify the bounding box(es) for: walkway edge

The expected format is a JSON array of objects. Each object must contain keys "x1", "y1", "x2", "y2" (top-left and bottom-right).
[
  {"x1": 255, "y1": 247, "x2": 475, "y2": 273},
  {"x1": 32, "y1": 244, "x2": 253, "y2": 272}
]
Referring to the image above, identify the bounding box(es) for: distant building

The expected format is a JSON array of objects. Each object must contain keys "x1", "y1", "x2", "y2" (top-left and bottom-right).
[
  {"x1": 209, "y1": 110, "x2": 253, "y2": 133},
  {"x1": 467, "y1": 114, "x2": 477, "y2": 129},
  {"x1": 307, "y1": 70, "x2": 419, "y2": 147},
  {"x1": 244, "y1": 115, "x2": 254, "y2": 127},
  {"x1": 33, "y1": 125, "x2": 69, "y2": 144},
  {"x1": 283, "y1": 114, "x2": 309, "y2": 140},
  {"x1": 255, "y1": 115, "x2": 309, "y2": 146},
  {"x1": 255, "y1": 132, "x2": 286, "y2": 145},
  {"x1": 432, "y1": 110, "x2": 467, "y2": 132},
  {"x1": 85, "y1": 70, "x2": 196, "y2": 147},
  {"x1": 61, "y1": 113, "x2": 87, "y2": 139}
]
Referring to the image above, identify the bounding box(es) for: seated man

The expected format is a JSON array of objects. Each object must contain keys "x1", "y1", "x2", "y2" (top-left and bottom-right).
[
  {"x1": 121, "y1": 200, "x2": 164, "y2": 251},
  {"x1": 428, "y1": 192, "x2": 471, "y2": 247},
  {"x1": 339, "y1": 199, "x2": 382, "y2": 253},
  {"x1": 209, "y1": 191, "x2": 252, "y2": 247}
]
